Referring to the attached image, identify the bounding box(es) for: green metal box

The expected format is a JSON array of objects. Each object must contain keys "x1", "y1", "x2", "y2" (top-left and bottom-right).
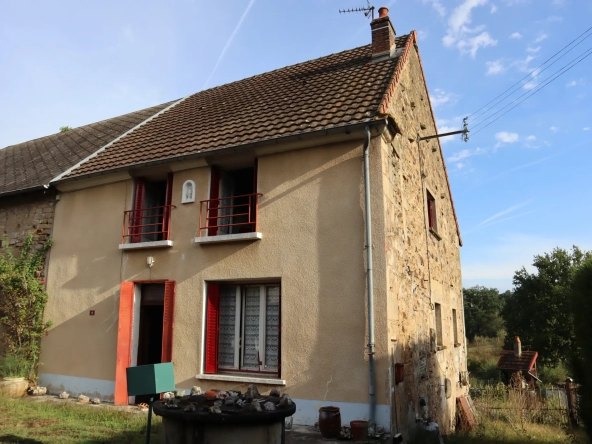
[{"x1": 126, "y1": 362, "x2": 176, "y2": 396}]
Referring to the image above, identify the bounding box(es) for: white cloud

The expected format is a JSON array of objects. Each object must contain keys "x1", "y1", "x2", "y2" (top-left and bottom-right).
[
  {"x1": 534, "y1": 33, "x2": 548, "y2": 43},
  {"x1": 584, "y1": 127, "x2": 590, "y2": 131},
  {"x1": 490, "y1": 4, "x2": 498, "y2": 13},
  {"x1": 457, "y1": 162, "x2": 465, "y2": 169},
  {"x1": 447, "y1": 147, "x2": 487, "y2": 162},
  {"x1": 527, "y1": 46, "x2": 541, "y2": 53},
  {"x1": 523, "y1": 81, "x2": 538, "y2": 90},
  {"x1": 495, "y1": 131, "x2": 519, "y2": 143},
  {"x1": 526, "y1": 135, "x2": 536, "y2": 141},
  {"x1": 442, "y1": 0, "x2": 497, "y2": 57},
  {"x1": 566, "y1": 79, "x2": 584, "y2": 87},
  {"x1": 486, "y1": 59, "x2": 506, "y2": 75},
  {"x1": 417, "y1": 30, "x2": 429, "y2": 41},
  {"x1": 430, "y1": 89, "x2": 458, "y2": 108},
  {"x1": 509, "y1": 32, "x2": 523, "y2": 39},
  {"x1": 423, "y1": 0, "x2": 446, "y2": 16},
  {"x1": 550, "y1": 126, "x2": 558, "y2": 132}
]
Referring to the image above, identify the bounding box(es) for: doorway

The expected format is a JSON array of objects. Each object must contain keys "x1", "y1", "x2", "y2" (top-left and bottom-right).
[{"x1": 135, "y1": 283, "x2": 164, "y2": 404}]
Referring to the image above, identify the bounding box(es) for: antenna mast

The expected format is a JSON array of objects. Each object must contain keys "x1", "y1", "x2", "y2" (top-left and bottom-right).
[{"x1": 339, "y1": 0, "x2": 375, "y2": 19}]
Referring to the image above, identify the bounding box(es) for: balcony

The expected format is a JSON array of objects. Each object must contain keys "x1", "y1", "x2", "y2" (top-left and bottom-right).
[
  {"x1": 194, "y1": 193, "x2": 263, "y2": 245},
  {"x1": 120, "y1": 205, "x2": 176, "y2": 250}
]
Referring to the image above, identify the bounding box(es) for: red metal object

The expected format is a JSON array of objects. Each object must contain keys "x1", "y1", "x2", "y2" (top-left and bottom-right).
[
  {"x1": 162, "y1": 281, "x2": 176, "y2": 363},
  {"x1": 205, "y1": 283, "x2": 220, "y2": 374},
  {"x1": 198, "y1": 193, "x2": 262, "y2": 237},
  {"x1": 122, "y1": 205, "x2": 176, "y2": 244}
]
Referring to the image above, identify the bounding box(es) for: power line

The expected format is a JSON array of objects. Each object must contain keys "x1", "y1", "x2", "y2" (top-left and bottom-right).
[
  {"x1": 471, "y1": 48, "x2": 592, "y2": 137},
  {"x1": 467, "y1": 25, "x2": 592, "y2": 121}
]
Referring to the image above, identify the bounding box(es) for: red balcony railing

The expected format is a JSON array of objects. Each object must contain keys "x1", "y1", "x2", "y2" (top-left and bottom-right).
[
  {"x1": 122, "y1": 205, "x2": 176, "y2": 244},
  {"x1": 199, "y1": 193, "x2": 262, "y2": 237}
]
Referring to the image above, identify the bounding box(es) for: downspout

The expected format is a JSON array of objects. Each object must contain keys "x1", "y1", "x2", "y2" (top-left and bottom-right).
[{"x1": 363, "y1": 125, "x2": 376, "y2": 425}]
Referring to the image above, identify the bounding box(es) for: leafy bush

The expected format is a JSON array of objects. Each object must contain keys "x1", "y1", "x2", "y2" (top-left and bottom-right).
[
  {"x1": 0, "y1": 234, "x2": 53, "y2": 381},
  {"x1": 0, "y1": 352, "x2": 30, "y2": 378},
  {"x1": 537, "y1": 363, "x2": 568, "y2": 385}
]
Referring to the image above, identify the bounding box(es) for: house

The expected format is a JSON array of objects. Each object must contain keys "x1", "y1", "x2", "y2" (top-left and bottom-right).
[
  {"x1": 497, "y1": 336, "x2": 540, "y2": 388},
  {"x1": 18, "y1": 7, "x2": 467, "y2": 438}
]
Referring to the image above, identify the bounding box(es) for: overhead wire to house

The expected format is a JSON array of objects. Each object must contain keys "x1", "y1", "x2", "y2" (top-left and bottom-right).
[
  {"x1": 471, "y1": 47, "x2": 592, "y2": 137},
  {"x1": 466, "y1": 25, "x2": 592, "y2": 125}
]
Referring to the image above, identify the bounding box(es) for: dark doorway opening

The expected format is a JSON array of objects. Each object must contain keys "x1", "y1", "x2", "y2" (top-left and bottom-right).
[{"x1": 136, "y1": 283, "x2": 164, "y2": 404}]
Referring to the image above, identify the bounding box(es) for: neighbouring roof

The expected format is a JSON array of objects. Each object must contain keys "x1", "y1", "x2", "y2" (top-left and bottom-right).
[
  {"x1": 61, "y1": 35, "x2": 412, "y2": 180},
  {"x1": 496, "y1": 350, "x2": 538, "y2": 372},
  {"x1": 0, "y1": 102, "x2": 174, "y2": 196}
]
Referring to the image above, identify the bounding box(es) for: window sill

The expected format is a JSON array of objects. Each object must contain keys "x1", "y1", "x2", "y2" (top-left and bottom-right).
[
  {"x1": 436, "y1": 345, "x2": 447, "y2": 351},
  {"x1": 195, "y1": 373, "x2": 285, "y2": 386},
  {"x1": 119, "y1": 240, "x2": 173, "y2": 250},
  {"x1": 454, "y1": 343, "x2": 462, "y2": 348},
  {"x1": 194, "y1": 232, "x2": 262, "y2": 245},
  {"x1": 429, "y1": 228, "x2": 441, "y2": 241}
]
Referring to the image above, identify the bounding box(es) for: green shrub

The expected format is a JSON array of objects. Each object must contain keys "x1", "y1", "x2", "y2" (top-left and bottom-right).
[
  {"x1": 0, "y1": 352, "x2": 31, "y2": 378},
  {"x1": 538, "y1": 363, "x2": 568, "y2": 385}
]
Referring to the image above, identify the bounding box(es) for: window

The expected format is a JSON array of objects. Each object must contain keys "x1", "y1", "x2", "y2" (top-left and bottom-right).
[
  {"x1": 205, "y1": 283, "x2": 280, "y2": 377},
  {"x1": 127, "y1": 174, "x2": 173, "y2": 243},
  {"x1": 205, "y1": 162, "x2": 259, "y2": 236},
  {"x1": 434, "y1": 303, "x2": 443, "y2": 348},
  {"x1": 426, "y1": 190, "x2": 437, "y2": 232},
  {"x1": 452, "y1": 308, "x2": 459, "y2": 346}
]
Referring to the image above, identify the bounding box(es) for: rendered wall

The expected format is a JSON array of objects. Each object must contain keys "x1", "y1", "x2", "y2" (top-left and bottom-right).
[
  {"x1": 380, "y1": 45, "x2": 468, "y2": 437},
  {"x1": 40, "y1": 140, "x2": 393, "y2": 426}
]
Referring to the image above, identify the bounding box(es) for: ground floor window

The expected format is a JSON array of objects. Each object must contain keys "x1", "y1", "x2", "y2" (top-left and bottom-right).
[{"x1": 205, "y1": 283, "x2": 280, "y2": 377}]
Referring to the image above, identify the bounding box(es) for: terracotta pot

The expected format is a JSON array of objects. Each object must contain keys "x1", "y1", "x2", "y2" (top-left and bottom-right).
[{"x1": 0, "y1": 377, "x2": 29, "y2": 398}]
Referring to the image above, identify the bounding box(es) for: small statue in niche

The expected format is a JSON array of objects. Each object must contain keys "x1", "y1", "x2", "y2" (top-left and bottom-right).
[{"x1": 182, "y1": 180, "x2": 195, "y2": 203}]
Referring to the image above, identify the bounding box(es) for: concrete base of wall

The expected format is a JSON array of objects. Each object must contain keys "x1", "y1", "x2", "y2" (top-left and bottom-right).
[
  {"x1": 37, "y1": 373, "x2": 391, "y2": 431},
  {"x1": 39, "y1": 373, "x2": 115, "y2": 401}
]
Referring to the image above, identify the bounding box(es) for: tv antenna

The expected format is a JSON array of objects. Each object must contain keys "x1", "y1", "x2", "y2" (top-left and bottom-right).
[{"x1": 339, "y1": 0, "x2": 375, "y2": 20}]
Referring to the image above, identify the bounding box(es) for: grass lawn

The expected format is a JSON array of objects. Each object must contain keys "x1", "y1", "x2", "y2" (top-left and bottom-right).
[
  {"x1": 447, "y1": 420, "x2": 589, "y2": 444},
  {"x1": 0, "y1": 395, "x2": 162, "y2": 443}
]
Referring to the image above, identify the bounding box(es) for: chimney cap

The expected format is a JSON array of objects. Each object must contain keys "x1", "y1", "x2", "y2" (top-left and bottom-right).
[
  {"x1": 378, "y1": 6, "x2": 389, "y2": 18},
  {"x1": 514, "y1": 336, "x2": 521, "y2": 343}
]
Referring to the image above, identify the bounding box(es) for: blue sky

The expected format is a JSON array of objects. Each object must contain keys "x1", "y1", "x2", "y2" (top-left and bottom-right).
[{"x1": 1, "y1": 0, "x2": 590, "y2": 291}]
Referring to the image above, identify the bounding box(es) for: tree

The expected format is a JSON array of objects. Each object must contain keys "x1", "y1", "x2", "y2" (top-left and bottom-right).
[
  {"x1": 503, "y1": 246, "x2": 591, "y2": 368},
  {"x1": 463, "y1": 286, "x2": 505, "y2": 342},
  {"x1": 571, "y1": 256, "x2": 592, "y2": 438}
]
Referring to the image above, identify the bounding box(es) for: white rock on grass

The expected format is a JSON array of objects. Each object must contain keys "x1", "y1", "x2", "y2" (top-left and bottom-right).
[
  {"x1": 58, "y1": 392, "x2": 70, "y2": 399},
  {"x1": 28, "y1": 387, "x2": 47, "y2": 396},
  {"x1": 78, "y1": 395, "x2": 90, "y2": 403},
  {"x1": 90, "y1": 398, "x2": 101, "y2": 404}
]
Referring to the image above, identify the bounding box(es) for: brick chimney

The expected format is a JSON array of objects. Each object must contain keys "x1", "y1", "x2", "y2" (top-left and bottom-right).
[
  {"x1": 371, "y1": 6, "x2": 397, "y2": 61},
  {"x1": 513, "y1": 336, "x2": 522, "y2": 357}
]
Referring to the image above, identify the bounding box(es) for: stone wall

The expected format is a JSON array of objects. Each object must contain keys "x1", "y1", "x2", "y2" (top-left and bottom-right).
[
  {"x1": 0, "y1": 189, "x2": 56, "y2": 276},
  {"x1": 379, "y1": 42, "x2": 468, "y2": 437}
]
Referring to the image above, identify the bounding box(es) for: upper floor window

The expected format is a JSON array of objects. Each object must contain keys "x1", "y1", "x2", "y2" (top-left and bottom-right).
[
  {"x1": 199, "y1": 161, "x2": 262, "y2": 237},
  {"x1": 452, "y1": 308, "x2": 460, "y2": 346},
  {"x1": 435, "y1": 302, "x2": 443, "y2": 349},
  {"x1": 427, "y1": 190, "x2": 437, "y2": 232},
  {"x1": 123, "y1": 174, "x2": 174, "y2": 244}
]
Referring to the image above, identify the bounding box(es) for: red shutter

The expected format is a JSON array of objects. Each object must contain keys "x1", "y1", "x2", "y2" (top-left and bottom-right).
[
  {"x1": 131, "y1": 178, "x2": 145, "y2": 243},
  {"x1": 251, "y1": 159, "x2": 258, "y2": 230},
  {"x1": 163, "y1": 173, "x2": 174, "y2": 240},
  {"x1": 204, "y1": 283, "x2": 220, "y2": 374},
  {"x1": 207, "y1": 167, "x2": 220, "y2": 236},
  {"x1": 161, "y1": 280, "x2": 176, "y2": 363},
  {"x1": 114, "y1": 282, "x2": 135, "y2": 405}
]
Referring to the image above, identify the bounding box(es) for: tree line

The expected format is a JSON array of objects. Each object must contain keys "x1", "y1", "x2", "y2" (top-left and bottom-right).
[{"x1": 463, "y1": 246, "x2": 592, "y2": 436}]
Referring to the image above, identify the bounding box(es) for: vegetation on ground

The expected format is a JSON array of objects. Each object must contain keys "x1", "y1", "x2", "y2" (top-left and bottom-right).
[
  {"x1": 0, "y1": 234, "x2": 53, "y2": 380},
  {"x1": 570, "y1": 255, "x2": 592, "y2": 440},
  {"x1": 0, "y1": 395, "x2": 161, "y2": 443},
  {"x1": 463, "y1": 286, "x2": 509, "y2": 342}
]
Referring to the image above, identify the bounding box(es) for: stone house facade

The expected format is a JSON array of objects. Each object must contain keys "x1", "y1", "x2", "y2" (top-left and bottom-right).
[{"x1": 6, "y1": 8, "x2": 468, "y2": 439}]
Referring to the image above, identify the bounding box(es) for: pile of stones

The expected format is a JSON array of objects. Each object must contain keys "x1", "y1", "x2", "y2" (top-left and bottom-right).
[{"x1": 162, "y1": 384, "x2": 293, "y2": 415}]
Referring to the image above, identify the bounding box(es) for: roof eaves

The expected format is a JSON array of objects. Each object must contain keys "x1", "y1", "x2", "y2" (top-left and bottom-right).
[{"x1": 49, "y1": 97, "x2": 188, "y2": 186}]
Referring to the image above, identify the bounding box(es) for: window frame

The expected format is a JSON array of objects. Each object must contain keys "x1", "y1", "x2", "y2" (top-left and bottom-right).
[
  {"x1": 205, "y1": 282, "x2": 281, "y2": 378},
  {"x1": 452, "y1": 308, "x2": 460, "y2": 347},
  {"x1": 426, "y1": 189, "x2": 438, "y2": 235},
  {"x1": 434, "y1": 302, "x2": 444, "y2": 349}
]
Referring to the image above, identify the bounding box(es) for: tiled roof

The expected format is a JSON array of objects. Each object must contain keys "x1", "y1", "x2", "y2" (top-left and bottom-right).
[
  {"x1": 496, "y1": 350, "x2": 538, "y2": 371},
  {"x1": 0, "y1": 102, "x2": 174, "y2": 196},
  {"x1": 63, "y1": 35, "x2": 411, "y2": 179}
]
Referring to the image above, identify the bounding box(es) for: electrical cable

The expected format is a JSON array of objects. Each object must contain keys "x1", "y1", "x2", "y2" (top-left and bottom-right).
[
  {"x1": 471, "y1": 48, "x2": 592, "y2": 137},
  {"x1": 471, "y1": 45, "x2": 592, "y2": 132},
  {"x1": 467, "y1": 25, "x2": 592, "y2": 121}
]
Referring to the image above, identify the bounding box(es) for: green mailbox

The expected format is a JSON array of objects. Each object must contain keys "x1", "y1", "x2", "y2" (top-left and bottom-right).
[
  {"x1": 127, "y1": 362, "x2": 176, "y2": 444},
  {"x1": 126, "y1": 362, "x2": 176, "y2": 396}
]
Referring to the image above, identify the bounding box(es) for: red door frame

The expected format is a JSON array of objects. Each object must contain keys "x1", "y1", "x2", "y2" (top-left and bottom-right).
[{"x1": 114, "y1": 280, "x2": 176, "y2": 406}]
